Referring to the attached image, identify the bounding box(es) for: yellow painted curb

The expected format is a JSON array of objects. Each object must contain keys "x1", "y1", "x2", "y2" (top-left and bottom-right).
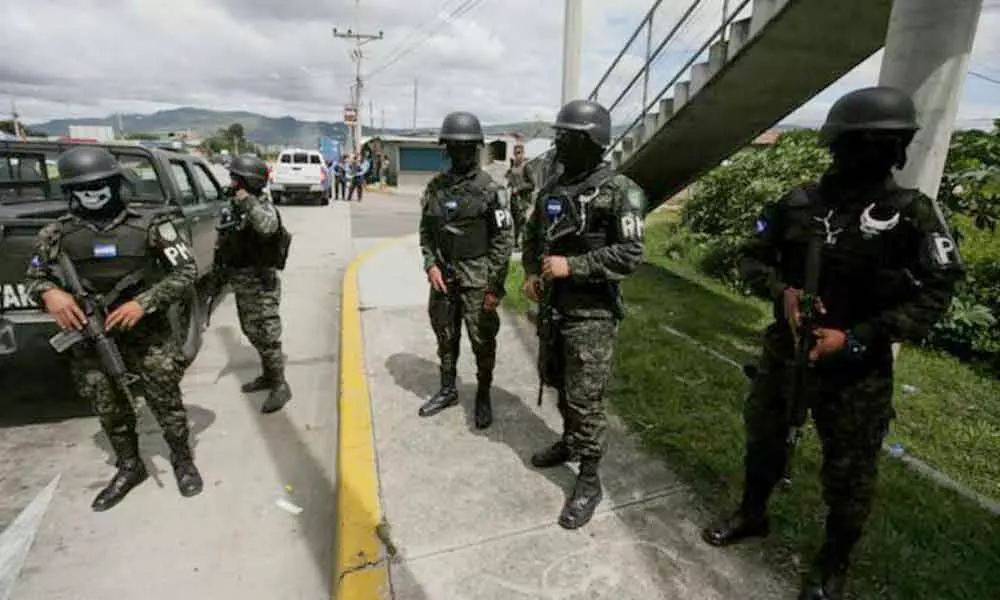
[{"x1": 334, "y1": 237, "x2": 409, "y2": 600}]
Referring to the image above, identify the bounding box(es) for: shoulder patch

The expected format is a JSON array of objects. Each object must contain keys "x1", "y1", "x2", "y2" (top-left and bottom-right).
[
  {"x1": 156, "y1": 221, "x2": 178, "y2": 242},
  {"x1": 625, "y1": 186, "x2": 645, "y2": 212},
  {"x1": 494, "y1": 186, "x2": 510, "y2": 209}
]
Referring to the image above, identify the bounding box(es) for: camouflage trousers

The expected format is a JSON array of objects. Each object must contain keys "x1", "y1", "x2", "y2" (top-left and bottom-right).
[
  {"x1": 428, "y1": 286, "x2": 500, "y2": 382},
  {"x1": 231, "y1": 268, "x2": 284, "y2": 377},
  {"x1": 70, "y1": 317, "x2": 191, "y2": 457},
  {"x1": 552, "y1": 317, "x2": 619, "y2": 461},
  {"x1": 742, "y1": 324, "x2": 894, "y2": 553}
]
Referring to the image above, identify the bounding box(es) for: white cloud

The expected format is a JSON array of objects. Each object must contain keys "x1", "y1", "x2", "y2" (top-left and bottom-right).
[{"x1": 1, "y1": 0, "x2": 998, "y2": 133}]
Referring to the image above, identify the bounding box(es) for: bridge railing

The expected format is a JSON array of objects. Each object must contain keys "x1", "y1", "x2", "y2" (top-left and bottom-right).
[{"x1": 587, "y1": 0, "x2": 754, "y2": 155}]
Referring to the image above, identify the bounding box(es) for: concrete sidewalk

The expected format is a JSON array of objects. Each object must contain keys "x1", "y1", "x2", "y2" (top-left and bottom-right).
[{"x1": 353, "y1": 235, "x2": 794, "y2": 599}]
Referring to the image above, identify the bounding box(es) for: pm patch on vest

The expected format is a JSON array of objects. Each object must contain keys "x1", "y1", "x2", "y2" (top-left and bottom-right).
[{"x1": 161, "y1": 241, "x2": 195, "y2": 268}]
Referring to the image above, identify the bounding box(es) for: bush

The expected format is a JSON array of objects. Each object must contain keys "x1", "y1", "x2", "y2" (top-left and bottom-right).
[
  {"x1": 680, "y1": 130, "x2": 831, "y2": 286},
  {"x1": 673, "y1": 127, "x2": 1000, "y2": 362}
]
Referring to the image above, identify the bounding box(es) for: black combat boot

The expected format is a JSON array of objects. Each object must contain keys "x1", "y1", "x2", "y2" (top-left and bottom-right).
[
  {"x1": 418, "y1": 369, "x2": 458, "y2": 417},
  {"x1": 474, "y1": 378, "x2": 492, "y2": 429},
  {"x1": 261, "y1": 374, "x2": 292, "y2": 414},
  {"x1": 558, "y1": 458, "x2": 603, "y2": 529},
  {"x1": 241, "y1": 369, "x2": 277, "y2": 393},
  {"x1": 798, "y1": 547, "x2": 849, "y2": 600},
  {"x1": 531, "y1": 440, "x2": 572, "y2": 468},
  {"x1": 165, "y1": 433, "x2": 204, "y2": 497},
  {"x1": 92, "y1": 434, "x2": 149, "y2": 512},
  {"x1": 701, "y1": 508, "x2": 771, "y2": 547}
]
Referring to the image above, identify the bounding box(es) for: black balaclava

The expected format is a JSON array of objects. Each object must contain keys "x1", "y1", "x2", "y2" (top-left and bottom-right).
[
  {"x1": 828, "y1": 130, "x2": 914, "y2": 188},
  {"x1": 554, "y1": 129, "x2": 603, "y2": 179},
  {"x1": 68, "y1": 175, "x2": 126, "y2": 223},
  {"x1": 445, "y1": 141, "x2": 479, "y2": 174},
  {"x1": 230, "y1": 173, "x2": 265, "y2": 195}
]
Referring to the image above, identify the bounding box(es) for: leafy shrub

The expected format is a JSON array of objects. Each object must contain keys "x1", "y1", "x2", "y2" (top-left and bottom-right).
[{"x1": 670, "y1": 126, "x2": 1000, "y2": 361}]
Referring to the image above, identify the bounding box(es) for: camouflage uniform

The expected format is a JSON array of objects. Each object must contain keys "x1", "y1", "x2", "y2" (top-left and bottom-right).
[
  {"x1": 25, "y1": 209, "x2": 202, "y2": 508},
  {"x1": 505, "y1": 160, "x2": 536, "y2": 246},
  {"x1": 203, "y1": 189, "x2": 289, "y2": 412},
  {"x1": 704, "y1": 175, "x2": 961, "y2": 596},
  {"x1": 522, "y1": 166, "x2": 645, "y2": 461},
  {"x1": 418, "y1": 168, "x2": 514, "y2": 425}
]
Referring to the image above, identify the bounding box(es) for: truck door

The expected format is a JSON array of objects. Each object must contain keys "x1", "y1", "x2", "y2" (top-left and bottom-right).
[
  {"x1": 188, "y1": 161, "x2": 226, "y2": 265},
  {"x1": 166, "y1": 159, "x2": 216, "y2": 275}
]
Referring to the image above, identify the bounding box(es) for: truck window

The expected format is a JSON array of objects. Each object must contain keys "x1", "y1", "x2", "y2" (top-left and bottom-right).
[
  {"x1": 116, "y1": 154, "x2": 164, "y2": 201},
  {"x1": 280, "y1": 154, "x2": 291, "y2": 163},
  {"x1": 191, "y1": 163, "x2": 221, "y2": 201},
  {"x1": 309, "y1": 154, "x2": 321, "y2": 164},
  {"x1": 293, "y1": 153, "x2": 308, "y2": 164},
  {"x1": 0, "y1": 153, "x2": 50, "y2": 204},
  {"x1": 169, "y1": 161, "x2": 198, "y2": 205}
]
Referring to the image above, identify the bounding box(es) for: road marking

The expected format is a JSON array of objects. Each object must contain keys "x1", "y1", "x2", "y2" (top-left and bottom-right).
[
  {"x1": 335, "y1": 237, "x2": 409, "y2": 600},
  {"x1": 0, "y1": 474, "x2": 61, "y2": 600}
]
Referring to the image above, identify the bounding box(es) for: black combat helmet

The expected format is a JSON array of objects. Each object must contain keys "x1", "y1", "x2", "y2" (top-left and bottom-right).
[
  {"x1": 819, "y1": 86, "x2": 919, "y2": 146},
  {"x1": 229, "y1": 154, "x2": 269, "y2": 184},
  {"x1": 56, "y1": 146, "x2": 123, "y2": 188},
  {"x1": 553, "y1": 99, "x2": 612, "y2": 148},
  {"x1": 438, "y1": 112, "x2": 484, "y2": 144}
]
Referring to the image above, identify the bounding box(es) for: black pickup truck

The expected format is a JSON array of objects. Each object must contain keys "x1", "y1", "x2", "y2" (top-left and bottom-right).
[{"x1": 0, "y1": 140, "x2": 229, "y2": 375}]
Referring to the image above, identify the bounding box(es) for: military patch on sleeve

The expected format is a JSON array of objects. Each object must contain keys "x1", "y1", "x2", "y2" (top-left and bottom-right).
[
  {"x1": 161, "y1": 241, "x2": 195, "y2": 268},
  {"x1": 626, "y1": 186, "x2": 645, "y2": 212},
  {"x1": 619, "y1": 213, "x2": 645, "y2": 241},
  {"x1": 755, "y1": 218, "x2": 768, "y2": 234},
  {"x1": 157, "y1": 221, "x2": 179, "y2": 242}
]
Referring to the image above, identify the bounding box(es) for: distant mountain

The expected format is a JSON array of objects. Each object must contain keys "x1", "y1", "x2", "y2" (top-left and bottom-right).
[{"x1": 28, "y1": 108, "x2": 566, "y2": 147}]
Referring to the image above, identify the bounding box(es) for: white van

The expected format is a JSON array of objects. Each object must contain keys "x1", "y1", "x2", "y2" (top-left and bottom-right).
[{"x1": 269, "y1": 148, "x2": 331, "y2": 205}]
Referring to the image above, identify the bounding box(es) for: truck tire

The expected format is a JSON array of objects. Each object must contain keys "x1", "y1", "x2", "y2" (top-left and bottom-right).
[
  {"x1": 272, "y1": 192, "x2": 283, "y2": 206},
  {"x1": 168, "y1": 286, "x2": 205, "y2": 367}
]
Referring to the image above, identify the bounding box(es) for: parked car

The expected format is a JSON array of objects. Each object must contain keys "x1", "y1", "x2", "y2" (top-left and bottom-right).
[
  {"x1": 269, "y1": 148, "x2": 331, "y2": 206},
  {"x1": 0, "y1": 140, "x2": 229, "y2": 369}
]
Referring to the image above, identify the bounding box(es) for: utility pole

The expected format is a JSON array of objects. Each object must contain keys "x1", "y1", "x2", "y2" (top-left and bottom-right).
[
  {"x1": 10, "y1": 99, "x2": 23, "y2": 139},
  {"x1": 369, "y1": 99, "x2": 375, "y2": 131},
  {"x1": 333, "y1": 6, "x2": 383, "y2": 155},
  {"x1": 412, "y1": 78, "x2": 418, "y2": 130},
  {"x1": 561, "y1": 0, "x2": 583, "y2": 105}
]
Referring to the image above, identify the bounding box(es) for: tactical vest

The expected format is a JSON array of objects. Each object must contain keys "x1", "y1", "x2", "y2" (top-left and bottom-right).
[
  {"x1": 425, "y1": 171, "x2": 494, "y2": 262},
  {"x1": 59, "y1": 212, "x2": 155, "y2": 297},
  {"x1": 507, "y1": 163, "x2": 529, "y2": 192},
  {"x1": 540, "y1": 164, "x2": 624, "y2": 317},
  {"x1": 542, "y1": 164, "x2": 616, "y2": 258},
  {"x1": 216, "y1": 198, "x2": 289, "y2": 270}
]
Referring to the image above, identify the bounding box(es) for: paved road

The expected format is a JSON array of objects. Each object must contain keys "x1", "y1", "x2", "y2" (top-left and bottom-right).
[{"x1": 0, "y1": 191, "x2": 420, "y2": 600}]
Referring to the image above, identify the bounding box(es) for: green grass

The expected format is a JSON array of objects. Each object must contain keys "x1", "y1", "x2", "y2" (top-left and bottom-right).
[{"x1": 504, "y1": 216, "x2": 1000, "y2": 599}]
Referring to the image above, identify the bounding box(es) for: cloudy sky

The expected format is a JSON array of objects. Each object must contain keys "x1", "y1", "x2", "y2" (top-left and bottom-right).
[{"x1": 3, "y1": 0, "x2": 1000, "y2": 130}]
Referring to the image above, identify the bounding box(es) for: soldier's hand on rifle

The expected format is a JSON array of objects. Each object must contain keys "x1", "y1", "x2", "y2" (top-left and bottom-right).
[
  {"x1": 523, "y1": 275, "x2": 541, "y2": 303},
  {"x1": 483, "y1": 291, "x2": 500, "y2": 311},
  {"x1": 427, "y1": 265, "x2": 448, "y2": 293},
  {"x1": 105, "y1": 300, "x2": 145, "y2": 331},
  {"x1": 42, "y1": 288, "x2": 86, "y2": 331},
  {"x1": 542, "y1": 256, "x2": 571, "y2": 280},
  {"x1": 809, "y1": 328, "x2": 847, "y2": 361},
  {"x1": 783, "y1": 287, "x2": 827, "y2": 331}
]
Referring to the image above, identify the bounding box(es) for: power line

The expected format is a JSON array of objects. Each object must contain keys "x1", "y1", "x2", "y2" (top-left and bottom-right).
[
  {"x1": 969, "y1": 70, "x2": 1000, "y2": 86},
  {"x1": 333, "y1": 1, "x2": 384, "y2": 154},
  {"x1": 367, "y1": 0, "x2": 487, "y2": 81}
]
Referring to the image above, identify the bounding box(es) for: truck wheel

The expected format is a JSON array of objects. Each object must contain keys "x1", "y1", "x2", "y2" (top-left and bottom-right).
[
  {"x1": 320, "y1": 191, "x2": 330, "y2": 206},
  {"x1": 272, "y1": 192, "x2": 283, "y2": 206},
  {"x1": 168, "y1": 286, "x2": 205, "y2": 368}
]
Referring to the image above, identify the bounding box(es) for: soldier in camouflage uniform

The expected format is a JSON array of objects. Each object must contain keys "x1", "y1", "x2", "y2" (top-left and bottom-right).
[
  {"x1": 418, "y1": 111, "x2": 514, "y2": 430},
  {"x1": 701, "y1": 87, "x2": 962, "y2": 600},
  {"x1": 25, "y1": 146, "x2": 203, "y2": 511},
  {"x1": 504, "y1": 143, "x2": 536, "y2": 248},
  {"x1": 202, "y1": 155, "x2": 291, "y2": 414},
  {"x1": 522, "y1": 99, "x2": 645, "y2": 530}
]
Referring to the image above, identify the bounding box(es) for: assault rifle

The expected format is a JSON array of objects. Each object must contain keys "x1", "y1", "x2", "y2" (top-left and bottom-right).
[{"x1": 782, "y1": 231, "x2": 823, "y2": 486}]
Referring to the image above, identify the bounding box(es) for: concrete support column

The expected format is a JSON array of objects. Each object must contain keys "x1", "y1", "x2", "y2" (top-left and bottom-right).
[
  {"x1": 878, "y1": 0, "x2": 984, "y2": 363},
  {"x1": 561, "y1": 0, "x2": 583, "y2": 105},
  {"x1": 878, "y1": 0, "x2": 984, "y2": 200}
]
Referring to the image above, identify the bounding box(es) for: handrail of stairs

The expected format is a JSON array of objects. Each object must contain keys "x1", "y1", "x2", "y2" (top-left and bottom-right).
[
  {"x1": 587, "y1": 0, "x2": 670, "y2": 103},
  {"x1": 606, "y1": 0, "x2": 753, "y2": 154}
]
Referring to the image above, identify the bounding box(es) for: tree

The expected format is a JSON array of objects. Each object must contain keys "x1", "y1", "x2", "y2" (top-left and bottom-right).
[
  {"x1": 0, "y1": 119, "x2": 46, "y2": 137},
  {"x1": 226, "y1": 123, "x2": 245, "y2": 141}
]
